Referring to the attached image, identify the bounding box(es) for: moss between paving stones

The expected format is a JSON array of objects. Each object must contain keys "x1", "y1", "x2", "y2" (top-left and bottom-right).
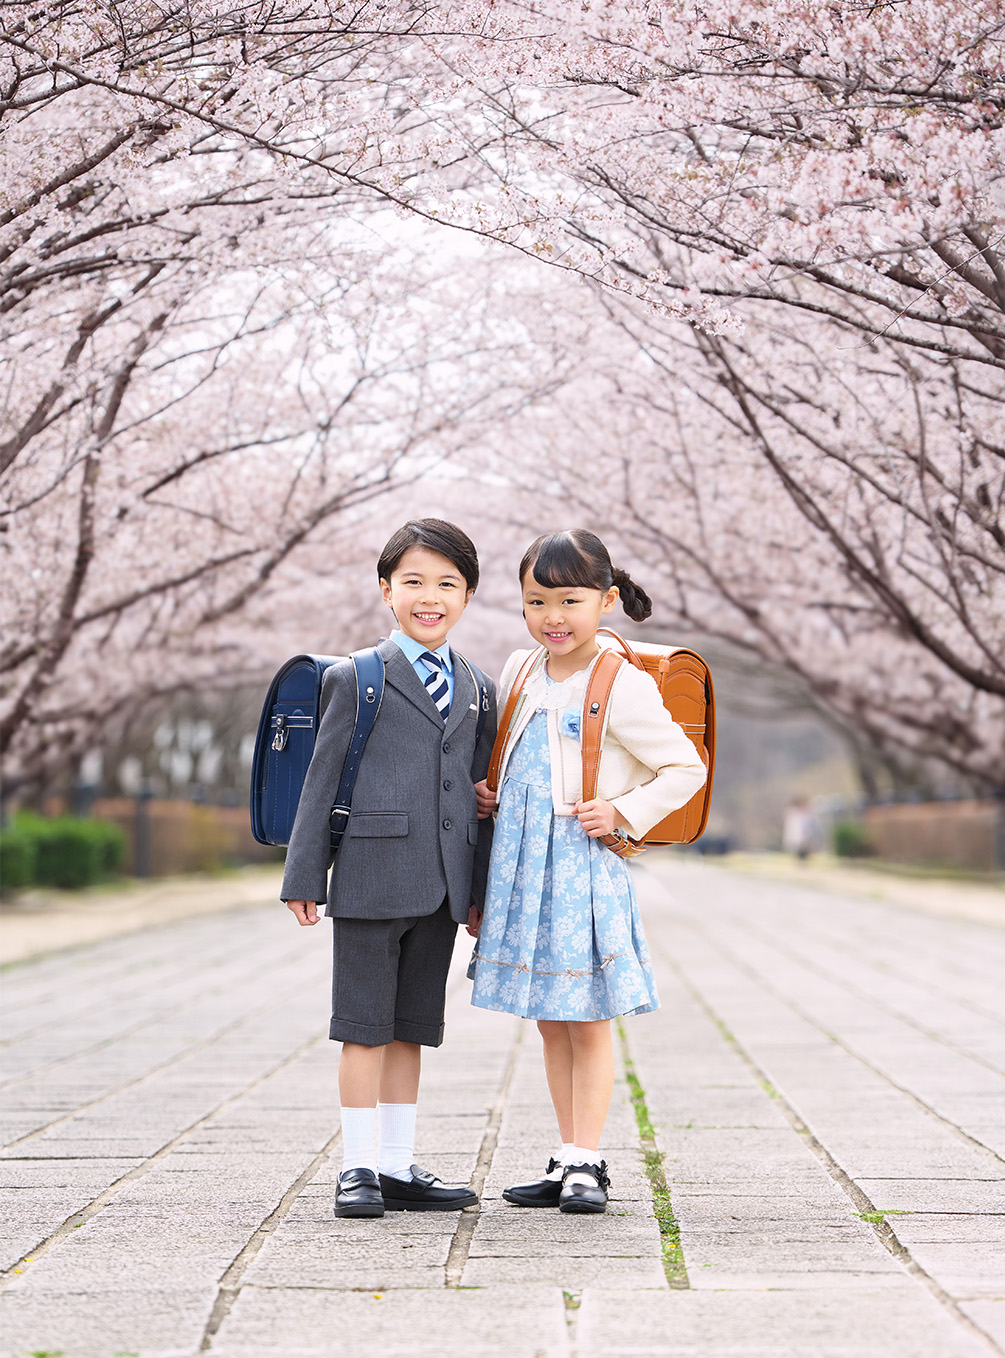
[{"x1": 616, "y1": 1018, "x2": 689, "y2": 1290}]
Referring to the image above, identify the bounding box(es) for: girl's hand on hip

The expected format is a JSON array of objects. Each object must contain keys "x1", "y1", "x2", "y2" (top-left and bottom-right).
[
  {"x1": 465, "y1": 906, "x2": 483, "y2": 938},
  {"x1": 575, "y1": 799, "x2": 622, "y2": 838},
  {"x1": 286, "y1": 899, "x2": 319, "y2": 926},
  {"x1": 474, "y1": 779, "x2": 498, "y2": 818}
]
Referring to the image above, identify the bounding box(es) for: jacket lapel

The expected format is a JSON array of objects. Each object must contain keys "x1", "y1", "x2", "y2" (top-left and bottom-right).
[{"x1": 378, "y1": 638, "x2": 444, "y2": 729}]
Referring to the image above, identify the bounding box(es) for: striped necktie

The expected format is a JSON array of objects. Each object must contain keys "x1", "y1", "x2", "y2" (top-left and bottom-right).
[{"x1": 419, "y1": 650, "x2": 451, "y2": 720}]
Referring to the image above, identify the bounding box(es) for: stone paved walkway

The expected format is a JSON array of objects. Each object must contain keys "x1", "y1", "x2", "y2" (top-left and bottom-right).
[{"x1": 1, "y1": 857, "x2": 1003, "y2": 1357}]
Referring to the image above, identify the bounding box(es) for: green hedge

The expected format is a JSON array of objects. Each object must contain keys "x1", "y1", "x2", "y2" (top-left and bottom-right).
[
  {"x1": 0, "y1": 814, "x2": 126, "y2": 890},
  {"x1": 0, "y1": 826, "x2": 37, "y2": 890},
  {"x1": 833, "y1": 819, "x2": 874, "y2": 859}
]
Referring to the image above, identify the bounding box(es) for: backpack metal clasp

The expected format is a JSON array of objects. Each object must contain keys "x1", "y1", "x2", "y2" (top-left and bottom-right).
[{"x1": 272, "y1": 713, "x2": 289, "y2": 752}]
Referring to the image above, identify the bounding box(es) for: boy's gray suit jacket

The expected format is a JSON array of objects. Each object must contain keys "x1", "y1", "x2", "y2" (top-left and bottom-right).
[{"x1": 280, "y1": 637, "x2": 497, "y2": 925}]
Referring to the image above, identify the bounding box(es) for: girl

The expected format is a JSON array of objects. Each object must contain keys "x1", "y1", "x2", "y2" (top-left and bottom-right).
[{"x1": 467, "y1": 530, "x2": 707, "y2": 1214}]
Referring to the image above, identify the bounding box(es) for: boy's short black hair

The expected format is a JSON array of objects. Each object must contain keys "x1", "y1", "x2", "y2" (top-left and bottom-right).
[{"x1": 377, "y1": 519, "x2": 479, "y2": 592}]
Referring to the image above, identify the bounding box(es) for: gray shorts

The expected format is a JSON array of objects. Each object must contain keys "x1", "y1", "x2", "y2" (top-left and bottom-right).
[{"x1": 329, "y1": 901, "x2": 457, "y2": 1047}]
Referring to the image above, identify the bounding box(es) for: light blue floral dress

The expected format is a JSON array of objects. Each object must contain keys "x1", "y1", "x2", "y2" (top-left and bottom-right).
[{"x1": 469, "y1": 685, "x2": 659, "y2": 1021}]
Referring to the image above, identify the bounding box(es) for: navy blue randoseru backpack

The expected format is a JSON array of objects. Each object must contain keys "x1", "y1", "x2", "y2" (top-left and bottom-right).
[{"x1": 250, "y1": 649, "x2": 489, "y2": 849}]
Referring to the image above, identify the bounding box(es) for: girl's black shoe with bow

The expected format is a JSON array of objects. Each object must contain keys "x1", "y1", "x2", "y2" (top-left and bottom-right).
[
  {"x1": 558, "y1": 1161, "x2": 610, "y2": 1214},
  {"x1": 501, "y1": 1157, "x2": 564, "y2": 1208}
]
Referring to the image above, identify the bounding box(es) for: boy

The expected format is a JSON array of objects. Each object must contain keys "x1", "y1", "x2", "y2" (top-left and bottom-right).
[{"x1": 282, "y1": 519, "x2": 496, "y2": 1218}]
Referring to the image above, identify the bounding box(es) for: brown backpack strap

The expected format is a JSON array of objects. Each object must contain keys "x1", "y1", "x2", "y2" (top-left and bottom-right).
[
  {"x1": 581, "y1": 648, "x2": 646, "y2": 860},
  {"x1": 596, "y1": 627, "x2": 644, "y2": 671},
  {"x1": 580, "y1": 650, "x2": 625, "y2": 803},
  {"x1": 486, "y1": 648, "x2": 543, "y2": 793}
]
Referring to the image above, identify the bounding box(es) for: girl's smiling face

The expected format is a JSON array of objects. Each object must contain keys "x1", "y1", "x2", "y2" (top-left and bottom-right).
[
  {"x1": 381, "y1": 546, "x2": 473, "y2": 649},
  {"x1": 521, "y1": 571, "x2": 618, "y2": 676}
]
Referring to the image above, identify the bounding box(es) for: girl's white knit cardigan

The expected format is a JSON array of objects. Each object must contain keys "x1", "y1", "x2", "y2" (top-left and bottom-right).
[{"x1": 494, "y1": 646, "x2": 708, "y2": 842}]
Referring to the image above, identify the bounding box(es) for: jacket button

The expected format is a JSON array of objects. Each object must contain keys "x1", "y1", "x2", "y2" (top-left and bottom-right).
[
  {"x1": 443, "y1": 779, "x2": 452, "y2": 791},
  {"x1": 442, "y1": 741, "x2": 451, "y2": 753},
  {"x1": 442, "y1": 819, "x2": 453, "y2": 830}
]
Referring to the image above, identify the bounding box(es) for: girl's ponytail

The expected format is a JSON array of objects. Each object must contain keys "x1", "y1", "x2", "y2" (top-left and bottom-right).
[{"x1": 611, "y1": 567, "x2": 652, "y2": 623}]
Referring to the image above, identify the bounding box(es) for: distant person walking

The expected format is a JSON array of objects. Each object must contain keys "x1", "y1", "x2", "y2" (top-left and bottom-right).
[
  {"x1": 467, "y1": 530, "x2": 706, "y2": 1214},
  {"x1": 783, "y1": 797, "x2": 819, "y2": 861}
]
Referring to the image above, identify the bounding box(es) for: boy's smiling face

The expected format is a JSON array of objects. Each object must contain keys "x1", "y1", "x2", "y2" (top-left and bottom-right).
[{"x1": 380, "y1": 546, "x2": 473, "y2": 651}]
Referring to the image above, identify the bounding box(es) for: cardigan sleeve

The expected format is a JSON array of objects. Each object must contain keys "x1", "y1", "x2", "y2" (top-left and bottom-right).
[{"x1": 606, "y1": 665, "x2": 708, "y2": 841}]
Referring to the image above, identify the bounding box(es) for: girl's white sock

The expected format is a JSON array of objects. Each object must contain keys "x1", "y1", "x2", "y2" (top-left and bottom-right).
[
  {"x1": 564, "y1": 1144, "x2": 602, "y2": 1188},
  {"x1": 378, "y1": 1102, "x2": 417, "y2": 1179},
  {"x1": 565, "y1": 1144, "x2": 601, "y2": 1168},
  {"x1": 339, "y1": 1107, "x2": 378, "y2": 1175},
  {"x1": 547, "y1": 1143, "x2": 576, "y2": 1179}
]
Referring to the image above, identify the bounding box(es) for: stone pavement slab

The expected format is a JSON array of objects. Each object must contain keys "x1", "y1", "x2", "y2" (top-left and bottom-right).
[
  {"x1": 630, "y1": 857, "x2": 1004, "y2": 1355},
  {"x1": 1, "y1": 858, "x2": 1002, "y2": 1357},
  {"x1": 719, "y1": 853, "x2": 1005, "y2": 929},
  {"x1": 209, "y1": 1286, "x2": 571, "y2": 1358},
  {"x1": 576, "y1": 1286, "x2": 995, "y2": 1358},
  {"x1": 0, "y1": 865, "x2": 286, "y2": 965}
]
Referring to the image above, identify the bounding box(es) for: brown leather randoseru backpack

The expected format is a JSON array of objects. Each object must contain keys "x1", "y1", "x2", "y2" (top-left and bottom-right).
[{"x1": 487, "y1": 629, "x2": 715, "y2": 859}]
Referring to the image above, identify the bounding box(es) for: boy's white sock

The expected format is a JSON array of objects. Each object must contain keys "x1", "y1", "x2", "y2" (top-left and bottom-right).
[
  {"x1": 378, "y1": 1102, "x2": 417, "y2": 1179},
  {"x1": 546, "y1": 1144, "x2": 576, "y2": 1179},
  {"x1": 339, "y1": 1107, "x2": 378, "y2": 1176},
  {"x1": 564, "y1": 1144, "x2": 602, "y2": 1188}
]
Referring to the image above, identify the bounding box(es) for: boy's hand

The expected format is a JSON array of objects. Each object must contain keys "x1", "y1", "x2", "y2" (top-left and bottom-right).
[
  {"x1": 465, "y1": 905, "x2": 482, "y2": 938},
  {"x1": 475, "y1": 779, "x2": 498, "y2": 819},
  {"x1": 286, "y1": 899, "x2": 319, "y2": 926},
  {"x1": 574, "y1": 799, "x2": 624, "y2": 839}
]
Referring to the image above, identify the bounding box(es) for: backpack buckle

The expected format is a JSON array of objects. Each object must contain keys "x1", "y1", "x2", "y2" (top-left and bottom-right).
[{"x1": 272, "y1": 714, "x2": 289, "y2": 752}]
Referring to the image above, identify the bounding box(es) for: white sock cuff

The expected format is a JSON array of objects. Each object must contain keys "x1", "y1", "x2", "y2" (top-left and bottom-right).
[
  {"x1": 566, "y1": 1144, "x2": 600, "y2": 1168},
  {"x1": 340, "y1": 1106, "x2": 378, "y2": 1175},
  {"x1": 378, "y1": 1102, "x2": 417, "y2": 1136}
]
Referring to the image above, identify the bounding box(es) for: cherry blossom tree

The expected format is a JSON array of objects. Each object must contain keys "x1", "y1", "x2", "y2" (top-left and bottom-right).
[
  {"x1": 0, "y1": 2, "x2": 565, "y2": 794},
  {"x1": 0, "y1": 224, "x2": 573, "y2": 797},
  {"x1": 402, "y1": 0, "x2": 1005, "y2": 792},
  {"x1": 2, "y1": 1, "x2": 1002, "y2": 799},
  {"x1": 504, "y1": 290, "x2": 1004, "y2": 794}
]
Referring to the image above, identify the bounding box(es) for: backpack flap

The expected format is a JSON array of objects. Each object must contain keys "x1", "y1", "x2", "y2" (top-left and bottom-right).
[
  {"x1": 645, "y1": 650, "x2": 715, "y2": 845},
  {"x1": 595, "y1": 629, "x2": 716, "y2": 847},
  {"x1": 250, "y1": 654, "x2": 342, "y2": 846}
]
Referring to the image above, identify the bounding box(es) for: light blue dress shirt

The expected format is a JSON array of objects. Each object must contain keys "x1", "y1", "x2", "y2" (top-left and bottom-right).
[{"x1": 389, "y1": 629, "x2": 454, "y2": 707}]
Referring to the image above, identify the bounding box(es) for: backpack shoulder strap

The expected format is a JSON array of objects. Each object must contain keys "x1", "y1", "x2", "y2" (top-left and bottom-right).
[
  {"x1": 329, "y1": 647, "x2": 385, "y2": 853},
  {"x1": 581, "y1": 649, "x2": 646, "y2": 859},
  {"x1": 580, "y1": 649, "x2": 625, "y2": 804},
  {"x1": 457, "y1": 654, "x2": 491, "y2": 747},
  {"x1": 596, "y1": 627, "x2": 644, "y2": 670},
  {"x1": 486, "y1": 648, "x2": 543, "y2": 792}
]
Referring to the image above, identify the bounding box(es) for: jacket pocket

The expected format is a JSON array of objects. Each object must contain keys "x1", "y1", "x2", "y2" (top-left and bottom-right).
[
  {"x1": 347, "y1": 813, "x2": 409, "y2": 838},
  {"x1": 468, "y1": 821, "x2": 480, "y2": 845}
]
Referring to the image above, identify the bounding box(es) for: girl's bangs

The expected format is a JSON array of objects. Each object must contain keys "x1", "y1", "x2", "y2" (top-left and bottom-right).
[{"x1": 529, "y1": 535, "x2": 604, "y2": 591}]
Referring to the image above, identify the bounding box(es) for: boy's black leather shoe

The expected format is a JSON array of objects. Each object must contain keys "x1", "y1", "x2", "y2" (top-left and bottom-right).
[
  {"x1": 502, "y1": 1158, "x2": 563, "y2": 1208},
  {"x1": 379, "y1": 1164, "x2": 477, "y2": 1211},
  {"x1": 334, "y1": 1167, "x2": 384, "y2": 1218},
  {"x1": 559, "y1": 1161, "x2": 610, "y2": 1214}
]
